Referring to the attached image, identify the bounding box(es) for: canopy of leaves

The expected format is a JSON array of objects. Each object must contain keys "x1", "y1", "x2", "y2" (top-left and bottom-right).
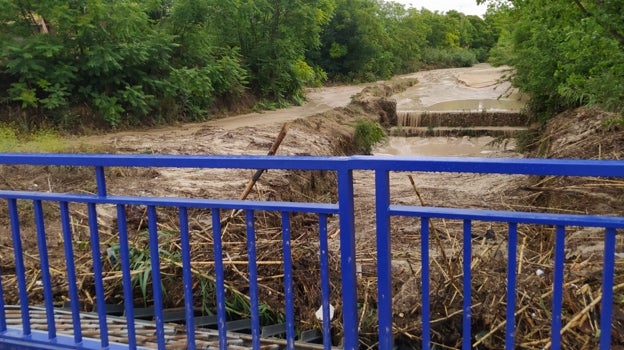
[
  {"x1": 482, "y1": 0, "x2": 624, "y2": 119},
  {"x1": 0, "y1": 0, "x2": 500, "y2": 129},
  {"x1": 311, "y1": 0, "x2": 498, "y2": 81}
]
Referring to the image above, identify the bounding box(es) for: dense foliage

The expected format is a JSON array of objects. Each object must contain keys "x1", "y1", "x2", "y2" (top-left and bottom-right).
[
  {"x1": 311, "y1": 1, "x2": 498, "y2": 81},
  {"x1": 0, "y1": 0, "x2": 499, "y2": 128},
  {"x1": 482, "y1": 0, "x2": 624, "y2": 119}
]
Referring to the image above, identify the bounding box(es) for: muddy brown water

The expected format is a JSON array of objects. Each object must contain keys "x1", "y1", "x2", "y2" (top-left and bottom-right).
[
  {"x1": 374, "y1": 136, "x2": 515, "y2": 157},
  {"x1": 393, "y1": 63, "x2": 523, "y2": 111}
]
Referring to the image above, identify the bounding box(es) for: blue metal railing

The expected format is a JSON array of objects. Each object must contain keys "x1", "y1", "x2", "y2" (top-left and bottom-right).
[{"x1": 0, "y1": 153, "x2": 622, "y2": 350}]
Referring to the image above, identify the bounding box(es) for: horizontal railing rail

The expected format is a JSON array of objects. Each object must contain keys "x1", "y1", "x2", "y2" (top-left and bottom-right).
[{"x1": 0, "y1": 153, "x2": 622, "y2": 350}]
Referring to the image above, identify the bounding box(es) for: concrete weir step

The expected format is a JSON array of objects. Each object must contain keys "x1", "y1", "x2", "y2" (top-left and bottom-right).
[
  {"x1": 389, "y1": 126, "x2": 529, "y2": 137},
  {"x1": 3, "y1": 306, "x2": 328, "y2": 349},
  {"x1": 395, "y1": 110, "x2": 529, "y2": 128}
]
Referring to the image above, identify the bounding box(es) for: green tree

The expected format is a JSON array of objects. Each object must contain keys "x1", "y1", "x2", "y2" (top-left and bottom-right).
[
  {"x1": 313, "y1": 0, "x2": 381, "y2": 80},
  {"x1": 378, "y1": 2, "x2": 429, "y2": 74},
  {"x1": 482, "y1": 0, "x2": 624, "y2": 117},
  {"x1": 314, "y1": 0, "x2": 422, "y2": 81},
  {"x1": 0, "y1": 1, "x2": 175, "y2": 126},
  {"x1": 0, "y1": 0, "x2": 250, "y2": 127},
  {"x1": 203, "y1": 0, "x2": 334, "y2": 102}
]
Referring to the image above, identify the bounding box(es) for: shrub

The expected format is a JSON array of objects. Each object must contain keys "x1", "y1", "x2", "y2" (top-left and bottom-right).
[
  {"x1": 420, "y1": 47, "x2": 478, "y2": 68},
  {"x1": 354, "y1": 119, "x2": 385, "y2": 154}
]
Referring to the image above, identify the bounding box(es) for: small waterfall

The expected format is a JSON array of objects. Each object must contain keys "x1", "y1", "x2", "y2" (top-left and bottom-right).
[
  {"x1": 388, "y1": 126, "x2": 529, "y2": 138},
  {"x1": 395, "y1": 110, "x2": 528, "y2": 127},
  {"x1": 397, "y1": 111, "x2": 423, "y2": 127}
]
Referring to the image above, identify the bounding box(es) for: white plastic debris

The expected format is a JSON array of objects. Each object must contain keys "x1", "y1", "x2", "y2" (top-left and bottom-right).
[
  {"x1": 536, "y1": 269, "x2": 545, "y2": 277},
  {"x1": 35, "y1": 280, "x2": 43, "y2": 286},
  {"x1": 315, "y1": 304, "x2": 335, "y2": 322}
]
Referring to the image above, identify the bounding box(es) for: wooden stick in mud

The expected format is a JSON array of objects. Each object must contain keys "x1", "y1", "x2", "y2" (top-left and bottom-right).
[
  {"x1": 221, "y1": 123, "x2": 290, "y2": 225},
  {"x1": 238, "y1": 122, "x2": 289, "y2": 200}
]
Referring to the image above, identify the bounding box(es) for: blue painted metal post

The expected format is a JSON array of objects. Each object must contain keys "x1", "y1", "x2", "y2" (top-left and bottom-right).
[
  {"x1": 551, "y1": 225, "x2": 565, "y2": 349},
  {"x1": 211, "y1": 209, "x2": 228, "y2": 349},
  {"x1": 95, "y1": 166, "x2": 107, "y2": 197},
  {"x1": 147, "y1": 206, "x2": 166, "y2": 350},
  {"x1": 421, "y1": 217, "x2": 431, "y2": 350},
  {"x1": 375, "y1": 169, "x2": 393, "y2": 350},
  {"x1": 115, "y1": 205, "x2": 138, "y2": 350},
  {"x1": 60, "y1": 202, "x2": 83, "y2": 345},
  {"x1": 0, "y1": 267, "x2": 6, "y2": 333},
  {"x1": 462, "y1": 220, "x2": 472, "y2": 350},
  {"x1": 179, "y1": 207, "x2": 196, "y2": 349},
  {"x1": 319, "y1": 214, "x2": 332, "y2": 350},
  {"x1": 599, "y1": 227, "x2": 616, "y2": 349},
  {"x1": 87, "y1": 203, "x2": 109, "y2": 347},
  {"x1": 7, "y1": 199, "x2": 31, "y2": 335},
  {"x1": 337, "y1": 168, "x2": 359, "y2": 350},
  {"x1": 281, "y1": 212, "x2": 296, "y2": 350},
  {"x1": 33, "y1": 200, "x2": 56, "y2": 340},
  {"x1": 245, "y1": 210, "x2": 261, "y2": 349},
  {"x1": 505, "y1": 223, "x2": 518, "y2": 349}
]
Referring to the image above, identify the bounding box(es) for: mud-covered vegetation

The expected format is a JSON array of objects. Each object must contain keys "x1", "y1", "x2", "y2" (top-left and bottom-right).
[{"x1": 0, "y1": 0, "x2": 499, "y2": 130}]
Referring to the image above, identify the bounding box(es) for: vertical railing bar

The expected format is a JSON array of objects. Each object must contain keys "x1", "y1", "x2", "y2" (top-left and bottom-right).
[
  {"x1": 246, "y1": 210, "x2": 261, "y2": 350},
  {"x1": 33, "y1": 200, "x2": 56, "y2": 340},
  {"x1": 505, "y1": 222, "x2": 518, "y2": 350},
  {"x1": 211, "y1": 209, "x2": 227, "y2": 350},
  {"x1": 147, "y1": 205, "x2": 166, "y2": 350},
  {"x1": 178, "y1": 207, "x2": 196, "y2": 349},
  {"x1": 551, "y1": 225, "x2": 566, "y2": 350},
  {"x1": 337, "y1": 168, "x2": 358, "y2": 350},
  {"x1": 60, "y1": 202, "x2": 83, "y2": 344},
  {"x1": 281, "y1": 212, "x2": 295, "y2": 350},
  {"x1": 95, "y1": 166, "x2": 107, "y2": 197},
  {"x1": 87, "y1": 203, "x2": 109, "y2": 347},
  {"x1": 7, "y1": 199, "x2": 31, "y2": 335},
  {"x1": 375, "y1": 169, "x2": 393, "y2": 350},
  {"x1": 116, "y1": 205, "x2": 137, "y2": 350},
  {"x1": 599, "y1": 227, "x2": 616, "y2": 350},
  {"x1": 0, "y1": 266, "x2": 6, "y2": 332},
  {"x1": 462, "y1": 220, "x2": 472, "y2": 350},
  {"x1": 319, "y1": 214, "x2": 332, "y2": 350},
  {"x1": 421, "y1": 217, "x2": 431, "y2": 350}
]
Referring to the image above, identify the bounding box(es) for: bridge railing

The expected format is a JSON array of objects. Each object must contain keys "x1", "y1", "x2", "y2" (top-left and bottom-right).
[{"x1": 0, "y1": 153, "x2": 622, "y2": 350}]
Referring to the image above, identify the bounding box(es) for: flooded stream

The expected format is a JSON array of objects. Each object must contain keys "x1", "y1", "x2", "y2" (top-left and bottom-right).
[
  {"x1": 377, "y1": 63, "x2": 524, "y2": 158},
  {"x1": 374, "y1": 136, "x2": 514, "y2": 157}
]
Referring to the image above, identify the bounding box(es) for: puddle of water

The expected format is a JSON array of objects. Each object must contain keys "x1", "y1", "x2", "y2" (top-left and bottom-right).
[{"x1": 374, "y1": 136, "x2": 515, "y2": 157}]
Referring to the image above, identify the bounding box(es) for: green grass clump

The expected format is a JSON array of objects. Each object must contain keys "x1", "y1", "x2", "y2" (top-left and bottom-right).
[
  {"x1": 0, "y1": 125, "x2": 19, "y2": 152},
  {"x1": 354, "y1": 119, "x2": 386, "y2": 154},
  {"x1": 0, "y1": 124, "x2": 68, "y2": 153}
]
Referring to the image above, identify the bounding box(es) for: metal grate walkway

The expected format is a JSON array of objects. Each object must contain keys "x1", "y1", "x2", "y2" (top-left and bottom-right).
[{"x1": 2, "y1": 305, "x2": 322, "y2": 349}]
